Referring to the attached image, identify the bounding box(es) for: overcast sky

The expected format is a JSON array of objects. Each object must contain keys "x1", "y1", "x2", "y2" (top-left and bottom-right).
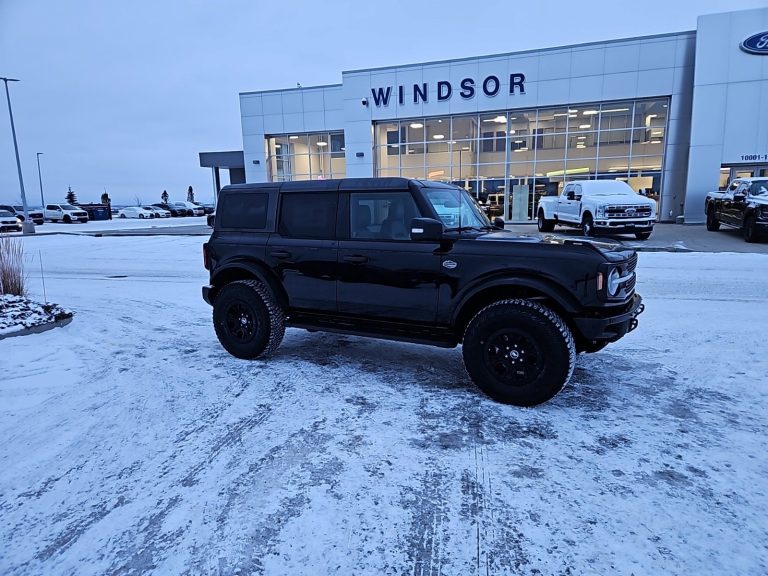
[{"x1": 1, "y1": 0, "x2": 766, "y2": 206}]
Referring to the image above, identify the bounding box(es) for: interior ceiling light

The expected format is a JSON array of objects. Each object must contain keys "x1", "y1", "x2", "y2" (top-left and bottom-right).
[
  {"x1": 515, "y1": 147, "x2": 529, "y2": 152},
  {"x1": 603, "y1": 108, "x2": 630, "y2": 113},
  {"x1": 275, "y1": 144, "x2": 281, "y2": 148},
  {"x1": 410, "y1": 123, "x2": 424, "y2": 129},
  {"x1": 432, "y1": 134, "x2": 445, "y2": 140},
  {"x1": 461, "y1": 146, "x2": 470, "y2": 151},
  {"x1": 289, "y1": 135, "x2": 299, "y2": 140},
  {"x1": 651, "y1": 130, "x2": 662, "y2": 136},
  {"x1": 583, "y1": 110, "x2": 599, "y2": 115},
  {"x1": 568, "y1": 109, "x2": 578, "y2": 113},
  {"x1": 577, "y1": 135, "x2": 586, "y2": 139},
  {"x1": 650, "y1": 140, "x2": 661, "y2": 144},
  {"x1": 509, "y1": 130, "x2": 516, "y2": 134},
  {"x1": 509, "y1": 117, "x2": 517, "y2": 120},
  {"x1": 316, "y1": 141, "x2": 328, "y2": 146},
  {"x1": 514, "y1": 140, "x2": 524, "y2": 144},
  {"x1": 579, "y1": 124, "x2": 591, "y2": 129}
]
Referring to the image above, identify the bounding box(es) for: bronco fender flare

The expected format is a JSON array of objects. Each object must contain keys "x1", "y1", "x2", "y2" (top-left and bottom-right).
[{"x1": 209, "y1": 258, "x2": 288, "y2": 309}]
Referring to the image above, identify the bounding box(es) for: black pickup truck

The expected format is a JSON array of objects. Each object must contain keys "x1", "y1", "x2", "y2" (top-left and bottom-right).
[
  {"x1": 705, "y1": 177, "x2": 768, "y2": 242},
  {"x1": 202, "y1": 178, "x2": 644, "y2": 406}
]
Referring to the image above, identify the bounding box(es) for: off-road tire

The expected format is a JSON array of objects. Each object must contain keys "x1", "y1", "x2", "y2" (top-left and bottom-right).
[
  {"x1": 462, "y1": 299, "x2": 576, "y2": 406},
  {"x1": 634, "y1": 232, "x2": 651, "y2": 240},
  {"x1": 213, "y1": 279, "x2": 285, "y2": 359},
  {"x1": 706, "y1": 208, "x2": 720, "y2": 231},
  {"x1": 63, "y1": 215, "x2": 72, "y2": 224},
  {"x1": 537, "y1": 210, "x2": 555, "y2": 232},
  {"x1": 581, "y1": 214, "x2": 594, "y2": 237},
  {"x1": 744, "y1": 215, "x2": 760, "y2": 243}
]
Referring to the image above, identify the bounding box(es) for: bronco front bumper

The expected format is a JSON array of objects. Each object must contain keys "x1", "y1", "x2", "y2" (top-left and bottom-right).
[{"x1": 572, "y1": 293, "x2": 644, "y2": 342}]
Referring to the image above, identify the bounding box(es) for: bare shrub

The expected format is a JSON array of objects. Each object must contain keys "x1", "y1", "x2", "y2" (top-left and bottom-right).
[{"x1": 0, "y1": 235, "x2": 25, "y2": 296}]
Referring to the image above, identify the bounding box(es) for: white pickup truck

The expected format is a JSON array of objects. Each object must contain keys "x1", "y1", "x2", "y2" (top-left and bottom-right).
[{"x1": 536, "y1": 180, "x2": 657, "y2": 239}]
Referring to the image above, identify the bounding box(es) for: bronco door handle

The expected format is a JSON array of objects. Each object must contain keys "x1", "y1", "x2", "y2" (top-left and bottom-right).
[
  {"x1": 343, "y1": 255, "x2": 368, "y2": 264},
  {"x1": 270, "y1": 250, "x2": 291, "y2": 259}
]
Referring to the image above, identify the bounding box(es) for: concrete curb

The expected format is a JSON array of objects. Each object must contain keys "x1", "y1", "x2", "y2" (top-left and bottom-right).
[{"x1": 0, "y1": 315, "x2": 73, "y2": 341}]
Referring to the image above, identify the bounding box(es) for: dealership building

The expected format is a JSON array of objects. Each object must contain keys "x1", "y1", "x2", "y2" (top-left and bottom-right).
[{"x1": 203, "y1": 7, "x2": 768, "y2": 223}]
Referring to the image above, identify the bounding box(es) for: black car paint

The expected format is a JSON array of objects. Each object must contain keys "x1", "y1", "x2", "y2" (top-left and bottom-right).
[
  {"x1": 203, "y1": 178, "x2": 642, "y2": 349},
  {"x1": 706, "y1": 179, "x2": 768, "y2": 237}
]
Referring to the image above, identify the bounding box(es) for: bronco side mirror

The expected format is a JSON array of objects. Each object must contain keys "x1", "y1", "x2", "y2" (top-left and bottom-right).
[
  {"x1": 410, "y1": 217, "x2": 443, "y2": 241},
  {"x1": 493, "y1": 216, "x2": 505, "y2": 229}
]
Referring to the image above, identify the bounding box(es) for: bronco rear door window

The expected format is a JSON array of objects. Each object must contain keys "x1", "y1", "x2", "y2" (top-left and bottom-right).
[{"x1": 278, "y1": 193, "x2": 338, "y2": 239}]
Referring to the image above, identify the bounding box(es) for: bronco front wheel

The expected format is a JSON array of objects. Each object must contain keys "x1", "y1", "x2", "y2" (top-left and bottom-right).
[{"x1": 462, "y1": 299, "x2": 576, "y2": 406}]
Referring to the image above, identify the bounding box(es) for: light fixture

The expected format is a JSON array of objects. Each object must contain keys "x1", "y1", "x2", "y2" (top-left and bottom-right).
[
  {"x1": 514, "y1": 139, "x2": 524, "y2": 144},
  {"x1": 509, "y1": 117, "x2": 517, "y2": 120},
  {"x1": 432, "y1": 134, "x2": 444, "y2": 140},
  {"x1": 583, "y1": 110, "x2": 599, "y2": 115},
  {"x1": 603, "y1": 108, "x2": 629, "y2": 113},
  {"x1": 482, "y1": 115, "x2": 507, "y2": 123},
  {"x1": 546, "y1": 167, "x2": 590, "y2": 177},
  {"x1": 515, "y1": 147, "x2": 528, "y2": 152},
  {"x1": 461, "y1": 146, "x2": 470, "y2": 151},
  {"x1": 316, "y1": 141, "x2": 328, "y2": 147},
  {"x1": 579, "y1": 124, "x2": 591, "y2": 129},
  {"x1": 275, "y1": 144, "x2": 281, "y2": 148},
  {"x1": 651, "y1": 130, "x2": 662, "y2": 136},
  {"x1": 289, "y1": 135, "x2": 299, "y2": 140},
  {"x1": 509, "y1": 129, "x2": 516, "y2": 134},
  {"x1": 406, "y1": 148, "x2": 415, "y2": 154},
  {"x1": 410, "y1": 122, "x2": 423, "y2": 129},
  {"x1": 577, "y1": 135, "x2": 586, "y2": 140},
  {"x1": 649, "y1": 140, "x2": 661, "y2": 144},
  {"x1": 568, "y1": 109, "x2": 578, "y2": 113}
]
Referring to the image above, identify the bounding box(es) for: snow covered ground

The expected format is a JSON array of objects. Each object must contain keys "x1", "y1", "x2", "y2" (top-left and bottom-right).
[
  {"x1": 9, "y1": 215, "x2": 209, "y2": 234},
  {"x1": 1, "y1": 234, "x2": 767, "y2": 575}
]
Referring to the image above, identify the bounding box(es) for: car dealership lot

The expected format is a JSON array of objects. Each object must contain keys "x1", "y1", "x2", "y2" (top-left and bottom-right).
[{"x1": 1, "y1": 234, "x2": 767, "y2": 575}]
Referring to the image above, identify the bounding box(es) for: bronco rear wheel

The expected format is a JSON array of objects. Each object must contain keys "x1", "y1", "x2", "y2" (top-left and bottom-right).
[
  {"x1": 462, "y1": 299, "x2": 576, "y2": 406},
  {"x1": 213, "y1": 280, "x2": 285, "y2": 359}
]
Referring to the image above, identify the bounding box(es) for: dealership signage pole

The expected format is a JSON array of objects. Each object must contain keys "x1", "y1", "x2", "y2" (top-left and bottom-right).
[
  {"x1": 1, "y1": 76, "x2": 34, "y2": 234},
  {"x1": 36, "y1": 152, "x2": 45, "y2": 207}
]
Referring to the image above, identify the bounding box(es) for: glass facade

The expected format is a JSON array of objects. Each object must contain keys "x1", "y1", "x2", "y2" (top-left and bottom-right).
[
  {"x1": 374, "y1": 98, "x2": 669, "y2": 221},
  {"x1": 266, "y1": 131, "x2": 346, "y2": 181}
]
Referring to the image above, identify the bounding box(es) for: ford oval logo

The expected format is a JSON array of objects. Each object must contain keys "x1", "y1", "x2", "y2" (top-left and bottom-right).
[{"x1": 740, "y1": 31, "x2": 768, "y2": 55}]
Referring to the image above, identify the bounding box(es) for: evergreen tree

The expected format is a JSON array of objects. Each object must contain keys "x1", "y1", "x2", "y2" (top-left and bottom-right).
[
  {"x1": 187, "y1": 186, "x2": 194, "y2": 203},
  {"x1": 161, "y1": 190, "x2": 169, "y2": 203},
  {"x1": 65, "y1": 187, "x2": 78, "y2": 205}
]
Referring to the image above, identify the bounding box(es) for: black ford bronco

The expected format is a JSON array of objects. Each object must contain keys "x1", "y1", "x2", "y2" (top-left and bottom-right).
[{"x1": 202, "y1": 178, "x2": 644, "y2": 406}]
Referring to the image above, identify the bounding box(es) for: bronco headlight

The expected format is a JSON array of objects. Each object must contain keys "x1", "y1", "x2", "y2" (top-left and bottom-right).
[{"x1": 607, "y1": 268, "x2": 622, "y2": 297}]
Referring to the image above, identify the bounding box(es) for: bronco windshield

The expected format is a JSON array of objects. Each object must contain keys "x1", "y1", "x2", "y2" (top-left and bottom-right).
[{"x1": 423, "y1": 186, "x2": 492, "y2": 230}]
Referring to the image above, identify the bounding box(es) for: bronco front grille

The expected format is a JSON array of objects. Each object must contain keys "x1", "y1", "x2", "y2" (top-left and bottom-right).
[{"x1": 622, "y1": 253, "x2": 638, "y2": 294}]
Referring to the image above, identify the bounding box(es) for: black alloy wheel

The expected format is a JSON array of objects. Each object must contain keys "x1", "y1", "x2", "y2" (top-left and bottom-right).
[
  {"x1": 744, "y1": 215, "x2": 759, "y2": 243},
  {"x1": 213, "y1": 280, "x2": 285, "y2": 359},
  {"x1": 706, "y1": 208, "x2": 720, "y2": 231},
  {"x1": 462, "y1": 299, "x2": 575, "y2": 406}
]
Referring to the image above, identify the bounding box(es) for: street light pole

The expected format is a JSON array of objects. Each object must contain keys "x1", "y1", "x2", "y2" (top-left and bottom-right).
[
  {"x1": 1, "y1": 76, "x2": 34, "y2": 234},
  {"x1": 36, "y1": 152, "x2": 45, "y2": 207}
]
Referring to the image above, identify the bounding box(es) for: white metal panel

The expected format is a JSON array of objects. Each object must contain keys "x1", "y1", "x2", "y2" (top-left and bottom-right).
[
  {"x1": 261, "y1": 93, "x2": 283, "y2": 115},
  {"x1": 262, "y1": 113, "x2": 285, "y2": 135},
  {"x1": 571, "y1": 47, "x2": 605, "y2": 77},
  {"x1": 638, "y1": 40, "x2": 677, "y2": 70},
  {"x1": 601, "y1": 72, "x2": 639, "y2": 100},
  {"x1": 240, "y1": 94, "x2": 263, "y2": 118},
  {"x1": 688, "y1": 83, "x2": 728, "y2": 146},
  {"x1": 537, "y1": 51, "x2": 572, "y2": 81},
  {"x1": 302, "y1": 110, "x2": 326, "y2": 132},
  {"x1": 638, "y1": 67, "x2": 675, "y2": 96},
  {"x1": 604, "y1": 43, "x2": 640, "y2": 74},
  {"x1": 568, "y1": 75, "x2": 605, "y2": 104}
]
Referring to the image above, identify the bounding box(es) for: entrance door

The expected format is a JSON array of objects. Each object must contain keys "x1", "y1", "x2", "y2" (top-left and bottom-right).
[{"x1": 728, "y1": 164, "x2": 768, "y2": 181}]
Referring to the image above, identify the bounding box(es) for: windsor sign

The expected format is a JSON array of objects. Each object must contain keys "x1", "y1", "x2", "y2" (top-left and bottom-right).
[{"x1": 368, "y1": 73, "x2": 526, "y2": 107}]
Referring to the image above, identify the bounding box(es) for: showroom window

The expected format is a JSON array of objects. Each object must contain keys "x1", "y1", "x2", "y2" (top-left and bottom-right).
[
  {"x1": 373, "y1": 97, "x2": 669, "y2": 221},
  {"x1": 266, "y1": 132, "x2": 346, "y2": 181}
]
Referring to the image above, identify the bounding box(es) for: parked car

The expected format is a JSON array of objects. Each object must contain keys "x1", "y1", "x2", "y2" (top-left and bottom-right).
[
  {"x1": 705, "y1": 177, "x2": 768, "y2": 243},
  {"x1": 537, "y1": 180, "x2": 657, "y2": 239},
  {"x1": 44, "y1": 203, "x2": 89, "y2": 223},
  {"x1": 153, "y1": 202, "x2": 187, "y2": 217},
  {"x1": 143, "y1": 206, "x2": 171, "y2": 218},
  {"x1": 118, "y1": 206, "x2": 155, "y2": 219},
  {"x1": 0, "y1": 204, "x2": 45, "y2": 225},
  {"x1": 174, "y1": 201, "x2": 204, "y2": 216},
  {"x1": 0, "y1": 209, "x2": 22, "y2": 232},
  {"x1": 193, "y1": 202, "x2": 215, "y2": 215}
]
